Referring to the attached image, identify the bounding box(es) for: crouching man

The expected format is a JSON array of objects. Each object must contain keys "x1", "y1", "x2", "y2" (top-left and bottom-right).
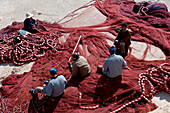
[
  {"x1": 68, "y1": 53, "x2": 91, "y2": 79},
  {"x1": 29, "y1": 68, "x2": 67, "y2": 97},
  {"x1": 97, "y1": 46, "x2": 127, "y2": 78}
]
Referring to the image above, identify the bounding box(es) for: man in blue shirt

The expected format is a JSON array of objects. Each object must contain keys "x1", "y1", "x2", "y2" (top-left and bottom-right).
[
  {"x1": 23, "y1": 12, "x2": 40, "y2": 33},
  {"x1": 97, "y1": 46, "x2": 127, "y2": 78},
  {"x1": 29, "y1": 68, "x2": 67, "y2": 97}
]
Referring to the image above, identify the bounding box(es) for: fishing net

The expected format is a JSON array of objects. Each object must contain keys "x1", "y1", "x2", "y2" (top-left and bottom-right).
[{"x1": 0, "y1": 0, "x2": 170, "y2": 113}]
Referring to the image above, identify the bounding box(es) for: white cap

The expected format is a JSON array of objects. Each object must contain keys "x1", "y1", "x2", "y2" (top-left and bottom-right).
[{"x1": 26, "y1": 12, "x2": 33, "y2": 18}]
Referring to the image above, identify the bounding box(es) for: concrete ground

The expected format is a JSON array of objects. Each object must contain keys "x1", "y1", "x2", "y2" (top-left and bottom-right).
[{"x1": 0, "y1": 0, "x2": 169, "y2": 112}]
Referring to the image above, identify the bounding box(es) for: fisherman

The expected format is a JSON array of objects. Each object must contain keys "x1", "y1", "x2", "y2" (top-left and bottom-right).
[
  {"x1": 13, "y1": 35, "x2": 24, "y2": 50},
  {"x1": 13, "y1": 36, "x2": 22, "y2": 45},
  {"x1": 97, "y1": 46, "x2": 127, "y2": 78},
  {"x1": 29, "y1": 68, "x2": 67, "y2": 97},
  {"x1": 68, "y1": 53, "x2": 91, "y2": 79},
  {"x1": 23, "y1": 12, "x2": 40, "y2": 33},
  {"x1": 114, "y1": 22, "x2": 131, "y2": 58}
]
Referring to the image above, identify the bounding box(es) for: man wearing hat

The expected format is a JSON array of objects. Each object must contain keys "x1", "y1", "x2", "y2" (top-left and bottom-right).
[
  {"x1": 97, "y1": 46, "x2": 127, "y2": 78},
  {"x1": 114, "y1": 22, "x2": 132, "y2": 58},
  {"x1": 29, "y1": 68, "x2": 67, "y2": 97},
  {"x1": 23, "y1": 12, "x2": 40, "y2": 33}
]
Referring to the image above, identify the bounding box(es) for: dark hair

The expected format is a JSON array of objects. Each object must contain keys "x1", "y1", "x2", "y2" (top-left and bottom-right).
[
  {"x1": 72, "y1": 53, "x2": 79, "y2": 59},
  {"x1": 49, "y1": 68, "x2": 57, "y2": 75},
  {"x1": 121, "y1": 22, "x2": 127, "y2": 27},
  {"x1": 50, "y1": 70, "x2": 56, "y2": 75}
]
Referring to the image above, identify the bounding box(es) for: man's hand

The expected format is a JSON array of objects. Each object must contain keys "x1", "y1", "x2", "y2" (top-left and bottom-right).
[
  {"x1": 68, "y1": 62, "x2": 72, "y2": 73},
  {"x1": 114, "y1": 40, "x2": 119, "y2": 47},
  {"x1": 44, "y1": 80, "x2": 49, "y2": 86},
  {"x1": 114, "y1": 40, "x2": 119, "y2": 43},
  {"x1": 68, "y1": 62, "x2": 72, "y2": 67},
  {"x1": 96, "y1": 65, "x2": 103, "y2": 74}
]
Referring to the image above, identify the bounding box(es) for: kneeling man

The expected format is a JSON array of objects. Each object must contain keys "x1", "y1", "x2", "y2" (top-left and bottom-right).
[
  {"x1": 68, "y1": 53, "x2": 91, "y2": 79},
  {"x1": 29, "y1": 68, "x2": 67, "y2": 97}
]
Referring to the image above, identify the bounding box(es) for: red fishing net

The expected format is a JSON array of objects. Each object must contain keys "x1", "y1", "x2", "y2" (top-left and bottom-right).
[
  {"x1": 120, "y1": 1, "x2": 170, "y2": 31},
  {"x1": 0, "y1": 0, "x2": 170, "y2": 113}
]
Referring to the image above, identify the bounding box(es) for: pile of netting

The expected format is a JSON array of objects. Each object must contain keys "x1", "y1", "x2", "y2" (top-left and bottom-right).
[
  {"x1": 0, "y1": 21, "x2": 63, "y2": 65},
  {"x1": 120, "y1": 0, "x2": 170, "y2": 31},
  {"x1": 0, "y1": 0, "x2": 170, "y2": 113}
]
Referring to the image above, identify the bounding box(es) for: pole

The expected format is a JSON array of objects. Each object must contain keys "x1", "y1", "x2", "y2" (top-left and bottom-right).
[{"x1": 68, "y1": 35, "x2": 82, "y2": 62}]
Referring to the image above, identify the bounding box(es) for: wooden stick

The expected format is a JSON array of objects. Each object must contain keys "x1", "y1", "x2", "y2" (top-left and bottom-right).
[{"x1": 68, "y1": 35, "x2": 82, "y2": 62}]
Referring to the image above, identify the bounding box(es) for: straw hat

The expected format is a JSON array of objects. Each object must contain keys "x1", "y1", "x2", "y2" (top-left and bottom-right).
[{"x1": 26, "y1": 12, "x2": 33, "y2": 18}]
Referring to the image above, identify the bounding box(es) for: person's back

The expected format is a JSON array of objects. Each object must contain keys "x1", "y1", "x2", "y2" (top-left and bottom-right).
[
  {"x1": 23, "y1": 18, "x2": 36, "y2": 30},
  {"x1": 29, "y1": 68, "x2": 67, "y2": 98},
  {"x1": 72, "y1": 56, "x2": 91, "y2": 77},
  {"x1": 102, "y1": 54, "x2": 126, "y2": 78},
  {"x1": 96, "y1": 46, "x2": 127, "y2": 78},
  {"x1": 45, "y1": 75, "x2": 67, "y2": 97}
]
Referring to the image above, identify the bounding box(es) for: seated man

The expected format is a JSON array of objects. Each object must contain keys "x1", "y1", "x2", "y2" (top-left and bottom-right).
[
  {"x1": 13, "y1": 36, "x2": 23, "y2": 49},
  {"x1": 97, "y1": 46, "x2": 127, "y2": 78},
  {"x1": 23, "y1": 12, "x2": 40, "y2": 33},
  {"x1": 114, "y1": 22, "x2": 131, "y2": 58},
  {"x1": 13, "y1": 36, "x2": 22, "y2": 45},
  {"x1": 29, "y1": 68, "x2": 67, "y2": 97},
  {"x1": 68, "y1": 53, "x2": 91, "y2": 78}
]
